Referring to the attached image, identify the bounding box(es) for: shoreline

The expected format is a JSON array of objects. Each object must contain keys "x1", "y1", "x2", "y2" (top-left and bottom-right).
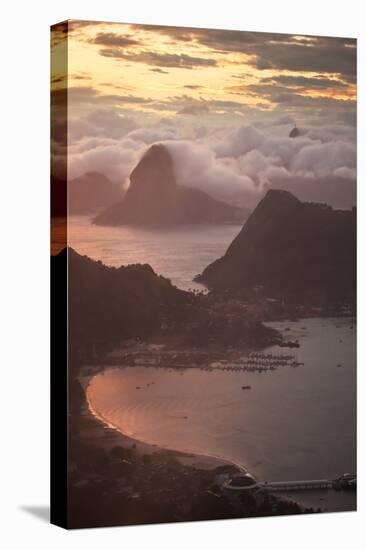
[
  {"x1": 80, "y1": 369, "x2": 248, "y2": 474},
  {"x1": 78, "y1": 367, "x2": 323, "y2": 520},
  {"x1": 69, "y1": 348, "x2": 329, "y2": 526},
  {"x1": 79, "y1": 314, "x2": 354, "y2": 484},
  {"x1": 77, "y1": 315, "x2": 356, "y2": 517},
  {"x1": 80, "y1": 315, "x2": 356, "y2": 481}
]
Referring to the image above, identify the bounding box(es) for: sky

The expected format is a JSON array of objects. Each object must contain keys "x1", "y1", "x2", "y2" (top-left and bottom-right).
[{"x1": 51, "y1": 20, "x2": 357, "y2": 208}]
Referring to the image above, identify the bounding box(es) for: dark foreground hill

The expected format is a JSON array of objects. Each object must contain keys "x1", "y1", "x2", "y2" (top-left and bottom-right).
[
  {"x1": 196, "y1": 189, "x2": 356, "y2": 304},
  {"x1": 51, "y1": 248, "x2": 278, "y2": 363},
  {"x1": 93, "y1": 144, "x2": 243, "y2": 226},
  {"x1": 52, "y1": 248, "x2": 190, "y2": 357}
]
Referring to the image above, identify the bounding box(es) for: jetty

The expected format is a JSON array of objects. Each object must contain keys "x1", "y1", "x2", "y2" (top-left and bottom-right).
[
  {"x1": 222, "y1": 473, "x2": 356, "y2": 493},
  {"x1": 262, "y1": 479, "x2": 333, "y2": 491}
]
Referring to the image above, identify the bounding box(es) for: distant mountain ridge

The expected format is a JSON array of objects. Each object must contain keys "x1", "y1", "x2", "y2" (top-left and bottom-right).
[
  {"x1": 196, "y1": 189, "x2": 356, "y2": 304},
  {"x1": 93, "y1": 144, "x2": 244, "y2": 226},
  {"x1": 69, "y1": 172, "x2": 122, "y2": 214}
]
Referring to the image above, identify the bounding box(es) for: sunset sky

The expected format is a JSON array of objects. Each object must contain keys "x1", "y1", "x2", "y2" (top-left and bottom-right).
[{"x1": 51, "y1": 20, "x2": 357, "y2": 208}]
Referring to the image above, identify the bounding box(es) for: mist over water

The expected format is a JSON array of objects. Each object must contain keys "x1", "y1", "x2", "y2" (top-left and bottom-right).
[
  {"x1": 88, "y1": 318, "x2": 356, "y2": 513},
  {"x1": 68, "y1": 215, "x2": 242, "y2": 290}
]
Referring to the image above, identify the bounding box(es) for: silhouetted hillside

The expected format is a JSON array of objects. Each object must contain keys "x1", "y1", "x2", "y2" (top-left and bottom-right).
[
  {"x1": 93, "y1": 144, "x2": 243, "y2": 226},
  {"x1": 196, "y1": 189, "x2": 356, "y2": 304},
  {"x1": 52, "y1": 248, "x2": 278, "y2": 364},
  {"x1": 52, "y1": 248, "x2": 190, "y2": 357}
]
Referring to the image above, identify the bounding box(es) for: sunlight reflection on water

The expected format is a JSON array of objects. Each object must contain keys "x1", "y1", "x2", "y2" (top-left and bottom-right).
[{"x1": 67, "y1": 215, "x2": 242, "y2": 290}]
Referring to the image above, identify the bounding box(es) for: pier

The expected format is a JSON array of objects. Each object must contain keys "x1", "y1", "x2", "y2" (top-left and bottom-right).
[
  {"x1": 222, "y1": 473, "x2": 356, "y2": 493},
  {"x1": 261, "y1": 479, "x2": 333, "y2": 492},
  {"x1": 262, "y1": 473, "x2": 356, "y2": 492}
]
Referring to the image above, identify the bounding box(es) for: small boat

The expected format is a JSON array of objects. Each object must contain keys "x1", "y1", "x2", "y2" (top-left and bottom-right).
[
  {"x1": 241, "y1": 385, "x2": 251, "y2": 390},
  {"x1": 279, "y1": 340, "x2": 300, "y2": 348}
]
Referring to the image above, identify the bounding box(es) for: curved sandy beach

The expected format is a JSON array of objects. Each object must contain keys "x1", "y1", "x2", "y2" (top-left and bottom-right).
[{"x1": 84, "y1": 373, "x2": 248, "y2": 473}]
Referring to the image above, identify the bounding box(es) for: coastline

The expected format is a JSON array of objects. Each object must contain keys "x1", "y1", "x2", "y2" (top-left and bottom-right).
[
  {"x1": 80, "y1": 368, "x2": 247, "y2": 473},
  {"x1": 75, "y1": 315, "x2": 356, "y2": 518},
  {"x1": 68, "y1": 356, "x2": 323, "y2": 527},
  {"x1": 80, "y1": 315, "x2": 356, "y2": 485}
]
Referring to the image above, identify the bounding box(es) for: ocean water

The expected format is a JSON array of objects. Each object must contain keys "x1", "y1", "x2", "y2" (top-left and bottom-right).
[
  {"x1": 87, "y1": 318, "x2": 356, "y2": 513},
  {"x1": 69, "y1": 215, "x2": 356, "y2": 512},
  {"x1": 68, "y1": 215, "x2": 242, "y2": 291}
]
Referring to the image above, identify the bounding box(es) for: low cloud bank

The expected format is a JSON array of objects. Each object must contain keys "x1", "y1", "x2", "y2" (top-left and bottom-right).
[{"x1": 53, "y1": 108, "x2": 356, "y2": 209}]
